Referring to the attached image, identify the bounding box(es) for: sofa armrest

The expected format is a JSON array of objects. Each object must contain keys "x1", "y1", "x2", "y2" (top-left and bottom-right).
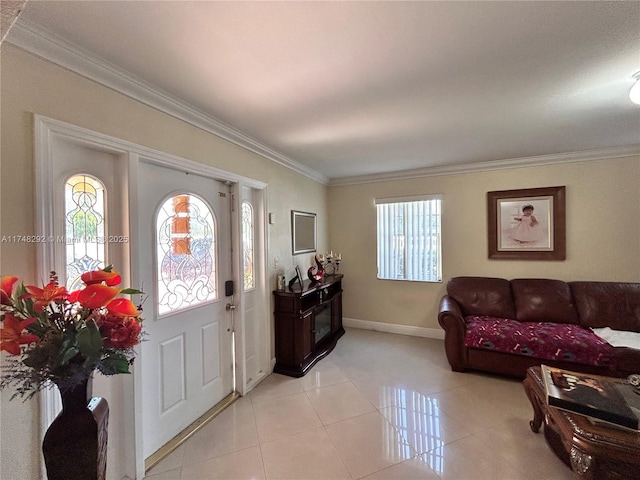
[
  {"x1": 438, "y1": 295, "x2": 468, "y2": 372},
  {"x1": 438, "y1": 295, "x2": 463, "y2": 326}
]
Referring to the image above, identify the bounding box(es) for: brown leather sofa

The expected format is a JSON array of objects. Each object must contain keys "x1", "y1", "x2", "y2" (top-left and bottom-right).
[{"x1": 438, "y1": 277, "x2": 640, "y2": 378}]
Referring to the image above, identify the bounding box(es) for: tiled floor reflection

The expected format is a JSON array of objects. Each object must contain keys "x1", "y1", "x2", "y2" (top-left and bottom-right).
[{"x1": 144, "y1": 327, "x2": 574, "y2": 479}]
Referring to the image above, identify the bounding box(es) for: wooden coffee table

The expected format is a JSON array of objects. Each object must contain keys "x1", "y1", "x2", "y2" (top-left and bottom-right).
[{"x1": 523, "y1": 366, "x2": 640, "y2": 479}]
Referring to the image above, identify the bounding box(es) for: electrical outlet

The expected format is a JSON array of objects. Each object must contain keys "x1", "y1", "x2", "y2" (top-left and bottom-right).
[{"x1": 274, "y1": 256, "x2": 280, "y2": 269}]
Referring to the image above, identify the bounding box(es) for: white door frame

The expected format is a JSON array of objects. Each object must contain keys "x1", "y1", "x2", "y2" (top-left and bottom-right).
[{"x1": 34, "y1": 115, "x2": 270, "y2": 479}]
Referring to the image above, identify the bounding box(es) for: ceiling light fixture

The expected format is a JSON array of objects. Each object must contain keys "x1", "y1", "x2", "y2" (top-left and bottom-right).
[{"x1": 630, "y1": 71, "x2": 640, "y2": 105}]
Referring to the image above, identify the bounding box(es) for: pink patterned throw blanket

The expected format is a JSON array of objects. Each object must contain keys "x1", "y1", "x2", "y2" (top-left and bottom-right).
[{"x1": 463, "y1": 315, "x2": 613, "y2": 366}]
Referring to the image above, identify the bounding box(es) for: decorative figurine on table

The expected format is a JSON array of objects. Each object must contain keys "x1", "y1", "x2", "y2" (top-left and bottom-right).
[{"x1": 307, "y1": 254, "x2": 325, "y2": 283}]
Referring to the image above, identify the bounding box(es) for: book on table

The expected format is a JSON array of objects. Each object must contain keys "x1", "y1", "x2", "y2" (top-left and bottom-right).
[{"x1": 541, "y1": 365, "x2": 640, "y2": 431}]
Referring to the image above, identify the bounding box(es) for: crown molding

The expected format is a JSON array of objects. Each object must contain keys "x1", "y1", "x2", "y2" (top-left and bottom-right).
[
  {"x1": 6, "y1": 19, "x2": 329, "y2": 185},
  {"x1": 328, "y1": 145, "x2": 640, "y2": 186},
  {"x1": 8, "y1": 20, "x2": 639, "y2": 189}
]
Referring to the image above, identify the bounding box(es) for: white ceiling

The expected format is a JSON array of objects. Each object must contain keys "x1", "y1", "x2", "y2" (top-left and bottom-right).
[{"x1": 7, "y1": 1, "x2": 640, "y2": 182}]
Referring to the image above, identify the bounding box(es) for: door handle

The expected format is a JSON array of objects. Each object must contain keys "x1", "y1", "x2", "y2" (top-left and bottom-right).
[{"x1": 225, "y1": 303, "x2": 236, "y2": 311}]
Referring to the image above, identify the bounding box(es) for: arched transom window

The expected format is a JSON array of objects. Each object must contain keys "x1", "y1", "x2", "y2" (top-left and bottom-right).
[{"x1": 156, "y1": 194, "x2": 217, "y2": 315}]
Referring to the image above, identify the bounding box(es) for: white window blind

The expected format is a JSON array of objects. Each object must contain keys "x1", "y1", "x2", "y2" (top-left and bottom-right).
[{"x1": 376, "y1": 195, "x2": 442, "y2": 282}]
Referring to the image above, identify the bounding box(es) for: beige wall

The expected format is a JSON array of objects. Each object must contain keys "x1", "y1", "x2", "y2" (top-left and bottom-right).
[
  {"x1": 1, "y1": 45, "x2": 328, "y2": 479},
  {"x1": 329, "y1": 157, "x2": 640, "y2": 330}
]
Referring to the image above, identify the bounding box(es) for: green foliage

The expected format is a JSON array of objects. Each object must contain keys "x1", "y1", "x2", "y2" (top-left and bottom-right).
[
  {"x1": 76, "y1": 320, "x2": 104, "y2": 367},
  {"x1": 98, "y1": 354, "x2": 132, "y2": 375}
]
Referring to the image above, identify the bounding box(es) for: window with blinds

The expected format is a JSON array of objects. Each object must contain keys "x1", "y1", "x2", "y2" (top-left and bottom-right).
[{"x1": 376, "y1": 195, "x2": 442, "y2": 282}]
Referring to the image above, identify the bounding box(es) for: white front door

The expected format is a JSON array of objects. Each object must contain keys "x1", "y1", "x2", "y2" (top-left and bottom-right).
[{"x1": 137, "y1": 160, "x2": 234, "y2": 459}]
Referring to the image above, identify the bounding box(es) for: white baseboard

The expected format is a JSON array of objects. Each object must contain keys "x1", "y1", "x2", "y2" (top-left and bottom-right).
[{"x1": 343, "y1": 317, "x2": 445, "y2": 340}]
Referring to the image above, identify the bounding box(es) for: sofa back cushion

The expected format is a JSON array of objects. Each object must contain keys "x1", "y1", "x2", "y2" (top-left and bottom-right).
[
  {"x1": 447, "y1": 277, "x2": 515, "y2": 318},
  {"x1": 511, "y1": 279, "x2": 579, "y2": 324},
  {"x1": 570, "y1": 282, "x2": 640, "y2": 332}
]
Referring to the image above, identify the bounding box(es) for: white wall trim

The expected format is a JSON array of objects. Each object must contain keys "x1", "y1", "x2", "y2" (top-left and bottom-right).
[
  {"x1": 34, "y1": 115, "x2": 63, "y2": 480},
  {"x1": 343, "y1": 317, "x2": 445, "y2": 340},
  {"x1": 8, "y1": 19, "x2": 328, "y2": 185},
  {"x1": 329, "y1": 145, "x2": 640, "y2": 186},
  {"x1": 34, "y1": 115, "x2": 268, "y2": 189}
]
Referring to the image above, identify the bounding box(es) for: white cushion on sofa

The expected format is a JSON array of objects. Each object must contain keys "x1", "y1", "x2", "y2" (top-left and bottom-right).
[{"x1": 592, "y1": 327, "x2": 640, "y2": 349}]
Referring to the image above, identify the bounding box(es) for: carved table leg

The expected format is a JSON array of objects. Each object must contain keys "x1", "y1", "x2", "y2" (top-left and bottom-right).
[
  {"x1": 523, "y1": 375, "x2": 544, "y2": 433},
  {"x1": 570, "y1": 446, "x2": 595, "y2": 479}
]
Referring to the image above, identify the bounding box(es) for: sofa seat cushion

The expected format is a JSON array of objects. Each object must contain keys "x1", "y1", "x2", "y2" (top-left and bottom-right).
[{"x1": 463, "y1": 316, "x2": 613, "y2": 366}]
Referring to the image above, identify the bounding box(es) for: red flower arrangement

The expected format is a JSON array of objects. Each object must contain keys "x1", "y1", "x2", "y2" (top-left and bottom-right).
[{"x1": 0, "y1": 266, "x2": 143, "y2": 399}]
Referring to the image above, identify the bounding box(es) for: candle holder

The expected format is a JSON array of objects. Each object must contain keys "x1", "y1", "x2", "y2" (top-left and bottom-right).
[{"x1": 322, "y1": 251, "x2": 342, "y2": 276}]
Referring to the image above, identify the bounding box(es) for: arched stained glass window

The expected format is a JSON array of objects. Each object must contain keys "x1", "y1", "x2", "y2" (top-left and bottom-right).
[
  {"x1": 64, "y1": 174, "x2": 106, "y2": 290},
  {"x1": 156, "y1": 194, "x2": 217, "y2": 315},
  {"x1": 242, "y1": 201, "x2": 255, "y2": 291}
]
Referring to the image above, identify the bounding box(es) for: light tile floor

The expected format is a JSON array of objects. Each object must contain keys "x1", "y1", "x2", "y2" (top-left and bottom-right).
[{"x1": 144, "y1": 328, "x2": 574, "y2": 480}]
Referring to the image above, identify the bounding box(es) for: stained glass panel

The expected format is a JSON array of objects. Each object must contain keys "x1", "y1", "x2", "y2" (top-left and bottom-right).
[
  {"x1": 156, "y1": 194, "x2": 217, "y2": 315},
  {"x1": 242, "y1": 202, "x2": 255, "y2": 290},
  {"x1": 64, "y1": 175, "x2": 106, "y2": 290}
]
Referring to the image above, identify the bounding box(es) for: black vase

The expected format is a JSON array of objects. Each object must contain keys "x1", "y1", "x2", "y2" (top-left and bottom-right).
[{"x1": 42, "y1": 378, "x2": 109, "y2": 480}]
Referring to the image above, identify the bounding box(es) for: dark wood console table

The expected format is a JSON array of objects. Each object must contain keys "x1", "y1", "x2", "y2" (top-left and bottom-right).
[
  {"x1": 523, "y1": 366, "x2": 640, "y2": 479},
  {"x1": 273, "y1": 274, "x2": 344, "y2": 377}
]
